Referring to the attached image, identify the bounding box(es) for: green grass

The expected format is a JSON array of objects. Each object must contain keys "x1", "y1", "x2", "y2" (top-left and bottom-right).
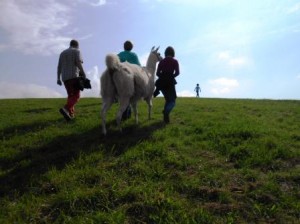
[{"x1": 0, "y1": 97, "x2": 299, "y2": 223}]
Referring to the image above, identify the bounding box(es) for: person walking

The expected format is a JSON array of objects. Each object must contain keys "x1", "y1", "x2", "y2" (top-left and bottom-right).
[
  {"x1": 194, "y1": 83, "x2": 201, "y2": 97},
  {"x1": 57, "y1": 39, "x2": 86, "y2": 121},
  {"x1": 117, "y1": 40, "x2": 141, "y2": 120},
  {"x1": 156, "y1": 46, "x2": 180, "y2": 123}
]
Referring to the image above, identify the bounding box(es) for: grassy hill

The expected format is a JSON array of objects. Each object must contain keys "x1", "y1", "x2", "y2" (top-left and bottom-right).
[{"x1": 0, "y1": 97, "x2": 299, "y2": 223}]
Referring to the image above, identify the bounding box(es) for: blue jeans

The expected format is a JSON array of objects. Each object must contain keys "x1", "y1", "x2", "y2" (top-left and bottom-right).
[
  {"x1": 164, "y1": 101, "x2": 175, "y2": 114},
  {"x1": 161, "y1": 84, "x2": 177, "y2": 114}
]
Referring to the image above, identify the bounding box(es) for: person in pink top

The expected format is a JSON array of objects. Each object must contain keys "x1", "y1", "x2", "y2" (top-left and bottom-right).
[{"x1": 154, "y1": 46, "x2": 180, "y2": 123}]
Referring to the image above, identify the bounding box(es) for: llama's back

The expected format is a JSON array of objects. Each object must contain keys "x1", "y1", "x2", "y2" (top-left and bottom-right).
[
  {"x1": 133, "y1": 68, "x2": 155, "y2": 100},
  {"x1": 102, "y1": 54, "x2": 153, "y2": 101},
  {"x1": 112, "y1": 63, "x2": 136, "y2": 97}
]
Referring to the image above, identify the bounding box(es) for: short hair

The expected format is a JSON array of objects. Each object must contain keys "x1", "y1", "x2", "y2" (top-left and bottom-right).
[
  {"x1": 165, "y1": 46, "x2": 175, "y2": 57},
  {"x1": 124, "y1": 40, "x2": 133, "y2": 51},
  {"x1": 70, "y1": 39, "x2": 79, "y2": 48}
]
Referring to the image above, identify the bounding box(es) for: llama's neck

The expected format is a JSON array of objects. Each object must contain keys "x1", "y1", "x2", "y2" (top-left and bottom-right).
[{"x1": 146, "y1": 55, "x2": 157, "y2": 77}]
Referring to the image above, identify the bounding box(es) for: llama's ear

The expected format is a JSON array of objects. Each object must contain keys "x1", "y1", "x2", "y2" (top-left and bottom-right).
[
  {"x1": 151, "y1": 46, "x2": 155, "y2": 52},
  {"x1": 155, "y1": 46, "x2": 160, "y2": 52}
]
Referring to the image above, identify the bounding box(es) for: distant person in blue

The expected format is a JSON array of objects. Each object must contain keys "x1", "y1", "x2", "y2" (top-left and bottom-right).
[
  {"x1": 117, "y1": 40, "x2": 141, "y2": 120},
  {"x1": 194, "y1": 83, "x2": 201, "y2": 97},
  {"x1": 155, "y1": 46, "x2": 180, "y2": 123}
]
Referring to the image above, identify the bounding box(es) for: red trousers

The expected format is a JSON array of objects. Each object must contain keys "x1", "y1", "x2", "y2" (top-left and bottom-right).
[{"x1": 64, "y1": 78, "x2": 80, "y2": 116}]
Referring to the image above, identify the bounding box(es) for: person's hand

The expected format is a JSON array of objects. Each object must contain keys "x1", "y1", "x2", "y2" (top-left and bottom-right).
[
  {"x1": 79, "y1": 71, "x2": 86, "y2": 79},
  {"x1": 57, "y1": 79, "x2": 62, "y2": 86}
]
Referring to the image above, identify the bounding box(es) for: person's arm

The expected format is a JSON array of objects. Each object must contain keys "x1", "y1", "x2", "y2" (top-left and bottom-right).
[
  {"x1": 132, "y1": 52, "x2": 141, "y2": 66},
  {"x1": 76, "y1": 51, "x2": 86, "y2": 78},
  {"x1": 117, "y1": 52, "x2": 124, "y2": 62},
  {"x1": 156, "y1": 62, "x2": 162, "y2": 77},
  {"x1": 173, "y1": 60, "x2": 180, "y2": 77},
  {"x1": 135, "y1": 55, "x2": 141, "y2": 66},
  {"x1": 57, "y1": 54, "x2": 62, "y2": 85}
]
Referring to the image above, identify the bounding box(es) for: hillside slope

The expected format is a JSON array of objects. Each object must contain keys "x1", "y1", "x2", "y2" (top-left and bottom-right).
[{"x1": 0, "y1": 98, "x2": 299, "y2": 223}]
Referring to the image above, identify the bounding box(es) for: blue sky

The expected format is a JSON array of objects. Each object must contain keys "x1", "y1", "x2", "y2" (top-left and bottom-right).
[{"x1": 0, "y1": 0, "x2": 300, "y2": 99}]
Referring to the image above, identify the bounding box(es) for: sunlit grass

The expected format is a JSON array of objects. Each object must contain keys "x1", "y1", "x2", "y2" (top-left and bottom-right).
[{"x1": 0, "y1": 97, "x2": 299, "y2": 223}]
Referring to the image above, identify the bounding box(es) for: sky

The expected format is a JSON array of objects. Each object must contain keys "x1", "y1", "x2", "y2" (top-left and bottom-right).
[{"x1": 0, "y1": 0, "x2": 300, "y2": 99}]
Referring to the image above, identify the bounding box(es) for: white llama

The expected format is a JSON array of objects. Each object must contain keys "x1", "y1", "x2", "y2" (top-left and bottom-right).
[{"x1": 100, "y1": 46, "x2": 162, "y2": 135}]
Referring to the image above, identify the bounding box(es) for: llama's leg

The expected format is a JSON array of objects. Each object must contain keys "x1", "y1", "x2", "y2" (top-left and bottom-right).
[
  {"x1": 146, "y1": 98, "x2": 153, "y2": 120},
  {"x1": 116, "y1": 97, "x2": 130, "y2": 132},
  {"x1": 131, "y1": 102, "x2": 138, "y2": 124},
  {"x1": 101, "y1": 97, "x2": 114, "y2": 135},
  {"x1": 149, "y1": 99, "x2": 153, "y2": 120}
]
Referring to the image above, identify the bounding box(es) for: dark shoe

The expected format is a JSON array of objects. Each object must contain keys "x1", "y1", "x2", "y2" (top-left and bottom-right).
[
  {"x1": 59, "y1": 108, "x2": 71, "y2": 121},
  {"x1": 163, "y1": 110, "x2": 170, "y2": 124}
]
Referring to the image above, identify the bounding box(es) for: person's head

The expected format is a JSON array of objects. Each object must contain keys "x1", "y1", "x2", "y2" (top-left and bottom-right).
[
  {"x1": 124, "y1": 40, "x2": 133, "y2": 51},
  {"x1": 164, "y1": 46, "x2": 175, "y2": 57},
  {"x1": 70, "y1": 39, "x2": 79, "y2": 48},
  {"x1": 197, "y1": 83, "x2": 199, "y2": 86}
]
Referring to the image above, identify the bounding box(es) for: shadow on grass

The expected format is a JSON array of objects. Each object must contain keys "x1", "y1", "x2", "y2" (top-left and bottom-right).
[
  {"x1": 23, "y1": 108, "x2": 53, "y2": 114},
  {"x1": 1, "y1": 119, "x2": 60, "y2": 139},
  {"x1": 78, "y1": 103, "x2": 101, "y2": 108},
  {"x1": 0, "y1": 120, "x2": 165, "y2": 197}
]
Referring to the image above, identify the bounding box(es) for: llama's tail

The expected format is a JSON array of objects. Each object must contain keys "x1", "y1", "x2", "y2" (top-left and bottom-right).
[{"x1": 105, "y1": 54, "x2": 120, "y2": 71}]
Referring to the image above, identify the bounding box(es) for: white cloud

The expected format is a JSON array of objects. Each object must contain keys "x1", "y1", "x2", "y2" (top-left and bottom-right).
[
  {"x1": 0, "y1": 0, "x2": 106, "y2": 55},
  {"x1": 77, "y1": 0, "x2": 107, "y2": 6},
  {"x1": 228, "y1": 57, "x2": 248, "y2": 67},
  {"x1": 210, "y1": 77, "x2": 239, "y2": 87},
  {"x1": 0, "y1": 82, "x2": 62, "y2": 99},
  {"x1": 89, "y1": 0, "x2": 106, "y2": 6},
  {"x1": 218, "y1": 51, "x2": 230, "y2": 60},
  {"x1": 0, "y1": 65, "x2": 101, "y2": 99},
  {"x1": 153, "y1": 0, "x2": 234, "y2": 6},
  {"x1": 177, "y1": 90, "x2": 194, "y2": 97},
  {"x1": 217, "y1": 51, "x2": 249, "y2": 68},
  {"x1": 0, "y1": 0, "x2": 71, "y2": 55},
  {"x1": 81, "y1": 66, "x2": 101, "y2": 97},
  {"x1": 139, "y1": 52, "x2": 149, "y2": 67},
  {"x1": 287, "y1": 3, "x2": 300, "y2": 14},
  {"x1": 183, "y1": 20, "x2": 256, "y2": 57},
  {"x1": 208, "y1": 77, "x2": 239, "y2": 96}
]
